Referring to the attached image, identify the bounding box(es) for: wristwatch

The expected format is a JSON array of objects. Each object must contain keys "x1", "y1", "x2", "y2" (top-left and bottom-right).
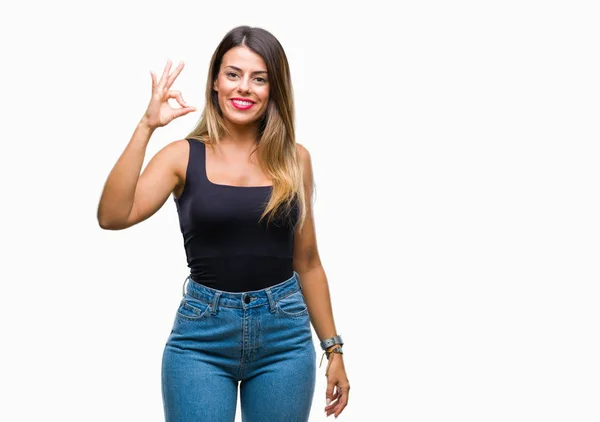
[{"x1": 320, "y1": 335, "x2": 343, "y2": 351}]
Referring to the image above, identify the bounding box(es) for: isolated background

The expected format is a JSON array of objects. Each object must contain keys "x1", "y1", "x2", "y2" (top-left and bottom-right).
[{"x1": 1, "y1": 0, "x2": 598, "y2": 421}]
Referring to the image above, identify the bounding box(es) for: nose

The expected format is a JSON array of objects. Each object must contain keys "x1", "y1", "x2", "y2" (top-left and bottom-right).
[{"x1": 238, "y1": 76, "x2": 251, "y2": 93}]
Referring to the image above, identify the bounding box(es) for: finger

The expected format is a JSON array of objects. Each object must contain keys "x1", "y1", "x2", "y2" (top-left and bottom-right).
[
  {"x1": 333, "y1": 386, "x2": 349, "y2": 418},
  {"x1": 326, "y1": 385, "x2": 346, "y2": 415},
  {"x1": 151, "y1": 71, "x2": 160, "y2": 95},
  {"x1": 158, "y1": 59, "x2": 173, "y2": 88},
  {"x1": 324, "y1": 389, "x2": 340, "y2": 412},
  {"x1": 325, "y1": 386, "x2": 341, "y2": 414},
  {"x1": 168, "y1": 90, "x2": 191, "y2": 108},
  {"x1": 325, "y1": 383, "x2": 336, "y2": 409},
  {"x1": 167, "y1": 91, "x2": 195, "y2": 113},
  {"x1": 325, "y1": 400, "x2": 339, "y2": 415},
  {"x1": 166, "y1": 90, "x2": 182, "y2": 99},
  {"x1": 172, "y1": 106, "x2": 196, "y2": 119},
  {"x1": 329, "y1": 387, "x2": 341, "y2": 403},
  {"x1": 165, "y1": 61, "x2": 185, "y2": 90}
]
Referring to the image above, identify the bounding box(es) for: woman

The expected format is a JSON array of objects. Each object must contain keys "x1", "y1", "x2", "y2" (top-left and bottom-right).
[{"x1": 97, "y1": 25, "x2": 349, "y2": 421}]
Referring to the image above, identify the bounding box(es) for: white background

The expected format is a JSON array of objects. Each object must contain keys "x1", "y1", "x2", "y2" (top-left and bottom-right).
[{"x1": 1, "y1": 0, "x2": 599, "y2": 421}]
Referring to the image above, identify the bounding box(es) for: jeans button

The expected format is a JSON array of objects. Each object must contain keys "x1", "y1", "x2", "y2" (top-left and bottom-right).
[{"x1": 244, "y1": 296, "x2": 251, "y2": 304}]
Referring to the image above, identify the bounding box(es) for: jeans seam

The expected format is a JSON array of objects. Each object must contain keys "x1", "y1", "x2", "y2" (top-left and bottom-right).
[
  {"x1": 275, "y1": 289, "x2": 308, "y2": 318},
  {"x1": 177, "y1": 300, "x2": 212, "y2": 321}
]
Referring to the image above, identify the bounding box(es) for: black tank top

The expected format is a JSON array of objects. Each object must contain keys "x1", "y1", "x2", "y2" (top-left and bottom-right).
[{"x1": 174, "y1": 138, "x2": 300, "y2": 292}]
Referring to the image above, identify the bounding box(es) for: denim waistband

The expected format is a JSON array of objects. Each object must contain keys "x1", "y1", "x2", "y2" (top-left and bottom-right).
[{"x1": 181, "y1": 271, "x2": 302, "y2": 310}]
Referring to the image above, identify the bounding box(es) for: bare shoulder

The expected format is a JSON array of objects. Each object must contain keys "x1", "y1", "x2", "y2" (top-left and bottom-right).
[
  {"x1": 163, "y1": 138, "x2": 190, "y2": 159},
  {"x1": 296, "y1": 142, "x2": 310, "y2": 161},
  {"x1": 295, "y1": 142, "x2": 315, "y2": 197},
  {"x1": 295, "y1": 142, "x2": 312, "y2": 174},
  {"x1": 151, "y1": 138, "x2": 189, "y2": 166}
]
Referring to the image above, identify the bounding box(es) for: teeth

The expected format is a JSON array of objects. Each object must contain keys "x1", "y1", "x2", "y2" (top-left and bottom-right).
[{"x1": 233, "y1": 100, "x2": 253, "y2": 106}]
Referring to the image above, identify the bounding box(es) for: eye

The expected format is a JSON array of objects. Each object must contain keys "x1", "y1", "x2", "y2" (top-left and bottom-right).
[
  {"x1": 256, "y1": 77, "x2": 268, "y2": 83},
  {"x1": 226, "y1": 72, "x2": 238, "y2": 78}
]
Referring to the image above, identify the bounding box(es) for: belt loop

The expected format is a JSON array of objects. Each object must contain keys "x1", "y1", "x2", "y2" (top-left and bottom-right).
[
  {"x1": 182, "y1": 276, "x2": 189, "y2": 297},
  {"x1": 265, "y1": 287, "x2": 276, "y2": 313},
  {"x1": 211, "y1": 291, "x2": 221, "y2": 315},
  {"x1": 295, "y1": 271, "x2": 302, "y2": 291}
]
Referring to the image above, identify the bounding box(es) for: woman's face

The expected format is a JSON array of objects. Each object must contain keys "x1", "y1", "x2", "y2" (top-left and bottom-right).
[{"x1": 213, "y1": 46, "x2": 270, "y2": 127}]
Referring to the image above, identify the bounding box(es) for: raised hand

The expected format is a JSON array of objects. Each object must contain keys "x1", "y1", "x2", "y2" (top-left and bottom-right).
[{"x1": 142, "y1": 59, "x2": 196, "y2": 129}]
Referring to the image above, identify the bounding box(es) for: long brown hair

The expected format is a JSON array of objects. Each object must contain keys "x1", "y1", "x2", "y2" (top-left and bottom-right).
[{"x1": 186, "y1": 25, "x2": 306, "y2": 231}]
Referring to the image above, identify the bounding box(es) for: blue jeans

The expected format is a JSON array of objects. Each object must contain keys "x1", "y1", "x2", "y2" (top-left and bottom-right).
[{"x1": 161, "y1": 271, "x2": 317, "y2": 421}]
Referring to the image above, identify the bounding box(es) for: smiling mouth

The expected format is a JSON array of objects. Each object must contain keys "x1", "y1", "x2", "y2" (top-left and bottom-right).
[{"x1": 231, "y1": 99, "x2": 255, "y2": 110}]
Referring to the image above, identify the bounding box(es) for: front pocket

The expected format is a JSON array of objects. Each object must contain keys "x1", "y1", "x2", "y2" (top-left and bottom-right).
[
  {"x1": 176, "y1": 296, "x2": 211, "y2": 321},
  {"x1": 275, "y1": 289, "x2": 309, "y2": 318}
]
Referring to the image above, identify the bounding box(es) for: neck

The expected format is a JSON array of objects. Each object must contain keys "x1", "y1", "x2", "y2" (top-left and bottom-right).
[{"x1": 221, "y1": 120, "x2": 260, "y2": 149}]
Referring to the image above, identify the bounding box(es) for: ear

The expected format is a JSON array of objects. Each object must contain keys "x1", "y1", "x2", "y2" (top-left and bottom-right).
[{"x1": 213, "y1": 79, "x2": 218, "y2": 92}]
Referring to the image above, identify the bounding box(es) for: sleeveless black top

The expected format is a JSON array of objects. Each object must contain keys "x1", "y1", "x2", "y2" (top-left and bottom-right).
[{"x1": 174, "y1": 138, "x2": 300, "y2": 292}]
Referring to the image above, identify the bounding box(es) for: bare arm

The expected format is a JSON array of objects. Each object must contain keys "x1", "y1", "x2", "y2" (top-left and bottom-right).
[
  {"x1": 293, "y1": 143, "x2": 350, "y2": 416},
  {"x1": 97, "y1": 59, "x2": 195, "y2": 230},
  {"x1": 292, "y1": 143, "x2": 337, "y2": 341},
  {"x1": 97, "y1": 118, "x2": 151, "y2": 229},
  {"x1": 97, "y1": 118, "x2": 186, "y2": 230}
]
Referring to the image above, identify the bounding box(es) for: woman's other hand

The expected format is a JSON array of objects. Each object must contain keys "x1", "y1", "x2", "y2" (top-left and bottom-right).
[{"x1": 324, "y1": 354, "x2": 350, "y2": 418}]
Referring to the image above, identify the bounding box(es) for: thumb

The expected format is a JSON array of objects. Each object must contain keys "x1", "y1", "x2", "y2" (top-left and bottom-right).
[
  {"x1": 173, "y1": 106, "x2": 196, "y2": 119},
  {"x1": 326, "y1": 381, "x2": 336, "y2": 405}
]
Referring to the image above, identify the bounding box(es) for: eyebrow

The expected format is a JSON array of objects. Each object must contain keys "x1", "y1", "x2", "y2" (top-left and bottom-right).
[{"x1": 224, "y1": 65, "x2": 268, "y2": 75}]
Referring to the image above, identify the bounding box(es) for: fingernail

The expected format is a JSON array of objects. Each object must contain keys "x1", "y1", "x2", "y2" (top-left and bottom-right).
[{"x1": 326, "y1": 398, "x2": 331, "y2": 405}]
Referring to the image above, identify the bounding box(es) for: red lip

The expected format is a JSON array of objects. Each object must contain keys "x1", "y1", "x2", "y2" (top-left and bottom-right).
[
  {"x1": 230, "y1": 98, "x2": 255, "y2": 110},
  {"x1": 231, "y1": 97, "x2": 255, "y2": 103}
]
